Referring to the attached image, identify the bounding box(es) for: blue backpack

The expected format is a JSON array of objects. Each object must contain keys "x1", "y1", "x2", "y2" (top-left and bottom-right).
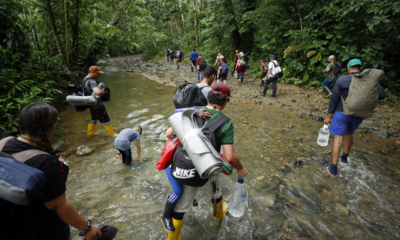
[
  {"x1": 0, "y1": 137, "x2": 47, "y2": 206},
  {"x1": 221, "y1": 63, "x2": 229, "y2": 74}
]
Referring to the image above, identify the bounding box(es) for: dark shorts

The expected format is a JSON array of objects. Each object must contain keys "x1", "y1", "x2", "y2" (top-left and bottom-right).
[
  {"x1": 118, "y1": 148, "x2": 132, "y2": 165},
  {"x1": 90, "y1": 105, "x2": 110, "y2": 123},
  {"x1": 191, "y1": 60, "x2": 197, "y2": 66},
  {"x1": 220, "y1": 73, "x2": 227, "y2": 81},
  {"x1": 330, "y1": 111, "x2": 364, "y2": 136}
]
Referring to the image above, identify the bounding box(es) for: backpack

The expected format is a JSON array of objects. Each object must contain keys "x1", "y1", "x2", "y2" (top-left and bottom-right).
[
  {"x1": 66, "y1": 77, "x2": 98, "y2": 112},
  {"x1": 173, "y1": 81, "x2": 208, "y2": 108},
  {"x1": 176, "y1": 51, "x2": 181, "y2": 58},
  {"x1": 240, "y1": 60, "x2": 249, "y2": 69},
  {"x1": 220, "y1": 63, "x2": 229, "y2": 74},
  {"x1": 199, "y1": 58, "x2": 207, "y2": 70},
  {"x1": 272, "y1": 61, "x2": 283, "y2": 78},
  {"x1": 243, "y1": 54, "x2": 249, "y2": 63},
  {"x1": 333, "y1": 61, "x2": 342, "y2": 76},
  {"x1": 342, "y1": 69, "x2": 384, "y2": 118},
  {"x1": 171, "y1": 114, "x2": 230, "y2": 187}
]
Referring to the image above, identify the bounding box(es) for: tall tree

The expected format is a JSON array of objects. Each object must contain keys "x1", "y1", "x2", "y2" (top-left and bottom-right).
[{"x1": 43, "y1": 0, "x2": 65, "y2": 63}]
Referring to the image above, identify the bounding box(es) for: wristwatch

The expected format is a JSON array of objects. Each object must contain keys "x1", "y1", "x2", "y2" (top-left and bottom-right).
[{"x1": 78, "y1": 220, "x2": 92, "y2": 236}]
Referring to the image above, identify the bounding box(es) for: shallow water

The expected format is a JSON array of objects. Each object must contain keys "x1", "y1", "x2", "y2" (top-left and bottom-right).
[{"x1": 58, "y1": 64, "x2": 400, "y2": 239}]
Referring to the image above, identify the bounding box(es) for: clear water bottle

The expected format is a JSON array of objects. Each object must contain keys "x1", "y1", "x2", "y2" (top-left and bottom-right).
[
  {"x1": 228, "y1": 177, "x2": 249, "y2": 218},
  {"x1": 93, "y1": 82, "x2": 106, "y2": 98},
  {"x1": 317, "y1": 124, "x2": 330, "y2": 146},
  {"x1": 234, "y1": 70, "x2": 238, "y2": 79}
]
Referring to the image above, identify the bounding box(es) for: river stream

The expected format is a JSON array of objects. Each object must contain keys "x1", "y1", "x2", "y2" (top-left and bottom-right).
[{"x1": 57, "y1": 64, "x2": 400, "y2": 239}]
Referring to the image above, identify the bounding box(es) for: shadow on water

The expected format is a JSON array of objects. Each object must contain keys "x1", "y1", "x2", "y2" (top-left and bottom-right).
[{"x1": 57, "y1": 64, "x2": 400, "y2": 239}]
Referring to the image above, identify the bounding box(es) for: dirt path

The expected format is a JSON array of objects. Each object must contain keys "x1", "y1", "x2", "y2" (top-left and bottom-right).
[{"x1": 104, "y1": 55, "x2": 400, "y2": 150}]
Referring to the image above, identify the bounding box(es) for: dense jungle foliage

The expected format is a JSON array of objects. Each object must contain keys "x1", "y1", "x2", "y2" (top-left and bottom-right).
[{"x1": 0, "y1": 0, "x2": 399, "y2": 135}]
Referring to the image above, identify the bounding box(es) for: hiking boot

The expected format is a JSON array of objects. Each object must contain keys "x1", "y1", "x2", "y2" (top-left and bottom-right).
[
  {"x1": 327, "y1": 166, "x2": 337, "y2": 177},
  {"x1": 237, "y1": 79, "x2": 241, "y2": 84}
]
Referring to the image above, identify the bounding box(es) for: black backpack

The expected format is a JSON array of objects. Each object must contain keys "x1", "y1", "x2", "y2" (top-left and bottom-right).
[
  {"x1": 333, "y1": 61, "x2": 342, "y2": 75},
  {"x1": 171, "y1": 114, "x2": 230, "y2": 187},
  {"x1": 199, "y1": 58, "x2": 207, "y2": 70},
  {"x1": 173, "y1": 81, "x2": 208, "y2": 108}
]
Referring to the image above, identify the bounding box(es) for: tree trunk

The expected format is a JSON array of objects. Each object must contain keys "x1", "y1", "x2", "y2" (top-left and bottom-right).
[
  {"x1": 44, "y1": 0, "x2": 65, "y2": 63},
  {"x1": 64, "y1": 0, "x2": 69, "y2": 65},
  {"x1": 27, "y1": 7, "x2": 40, "y2": 53},
  {"x1": 296, "y1": 0, "x2": 303, "y2": 30},
  {"x1": 177, "y1": 0, "x2": 189, "y2": 46},
  {"x1": 192, "y1": 0, "x2": 199, "y2": 48},
  {"x1": 107, "y1": 0, "x2": 132, "y2": 28},
  {"x1": 72, "y1": 0, "x2": 80, "y2": 61}
]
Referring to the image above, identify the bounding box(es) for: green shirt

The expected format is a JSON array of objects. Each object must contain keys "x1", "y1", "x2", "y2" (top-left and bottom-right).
[
  {"x1": 201, "y1": 107, "x2": 234, "y2": 151},
  {"x1": 326, "y1": 62, "x2": 335, "y2": 77}
]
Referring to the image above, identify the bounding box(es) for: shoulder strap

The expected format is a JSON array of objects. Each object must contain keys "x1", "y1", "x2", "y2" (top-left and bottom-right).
[
  {"x1": 272, "y1": 61, "x2": 277, "y2": 68},
  {"x1": 0, "y1": 136, "x2": 14, "y2": 151},
  {"x1": 199, "y1": 85, "x2": 210, "y2": 90},
  {"x1": 12, "y1": 149, "x2": 50, "y2": 163},
  {"x1": 0, "y1": 137, "x2": 50, "y2": 163},
  {"x1": 204, "y1": 114, "x2": 230, "y2": 133}
]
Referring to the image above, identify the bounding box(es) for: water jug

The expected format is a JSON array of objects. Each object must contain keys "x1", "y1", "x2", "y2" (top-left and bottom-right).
[
  {"x1": 228, "y1": 176, "x2": 249, "y2": 218},
  {"x1": 317, "y1": 124, "x2": 330, "y2": 147},
  {"x1": 234, "y1": 70, "x2": 238, "y2": 79},
  {"x1": 94, "y1": 82, "x2": 106, "y2": 98}
]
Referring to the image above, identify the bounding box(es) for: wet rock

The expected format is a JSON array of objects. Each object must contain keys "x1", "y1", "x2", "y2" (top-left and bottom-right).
[
  {"x1": 303, "y1": 165, "x2": 309, "y2": 170},
  {"x1": 362, "y1": 138, "x2": 369, "y2": 143},
  {"x1": 335, "y1": 203, "x2": 349, "y2": 216},
  {"x1": 315, "y1": 117, "x2": 324, "y2": 122},
  {"x1": 287, "y1": 124, "x2": 293, "y2": 128},
  {"x1": 291, "y1": 99, "x2": 297, "y2": 102},
  {"x1": 300, "y1": 193, "x2": 324, "y2": 215},
  {"x1": 280, "y1": 165, "x2": 292, "y2": 175},
  {"x1": 52, "y1": 139, "x2": 67, "y2": 153},
  {"x1": 298, "y1": 114, "x2": 305, "y2": 118},
  {"x1": 314, "y1": 184, "x2": 323, "y2": 192},
  {"x1": 293, "y1": 160, "x2": 304, "y2": 168},
  {"x1": 359, "y1": 120, "x2": 379, "y2": 129},
  {"x1": 76, "y1": 145, "x2": 95, "y2": 156},
  {"x1": 295, "y1": 137, "x2": 303, "y2": 141},
  {"x1": 258, "y1": 193, "x2": 277, "y2": 207},
  {"x1": 312, "y1": 107, "x2": 319, "y2": 111},
  {"x1": 374, "y1": 128, "x2": 389, "y2": 139},
  {"x1": 140, "y1": 180, "x2": 165, "y2": 200},
  {"x1": 243, "y1": 121, "x2": 248, "y2": 124}
]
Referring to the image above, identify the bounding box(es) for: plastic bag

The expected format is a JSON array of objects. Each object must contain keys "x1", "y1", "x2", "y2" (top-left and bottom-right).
[
  {"x1": 156, "y1": 137, "x2": 181, "y2": 170},
  {"x1": 173, "y1": 81, "x2": 208, "y2": 108},
  {"x1": 218, "y1": 152, "x2": 233, "y2": 175}
]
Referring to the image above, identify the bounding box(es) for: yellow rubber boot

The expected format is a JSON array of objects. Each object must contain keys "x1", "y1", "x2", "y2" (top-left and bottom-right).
[
  {"x1": 215, "y1": 201, "x2": 228, "y2": 221},
  {"x1": 104, "y1": 124, "x2": 118, "y2": 137},
  {"x1": 167, "y1": 217, "x2": 182, "y2": 240},
  {"x1": 87, "y1": 124, "x2": 99, "y2": 137}
]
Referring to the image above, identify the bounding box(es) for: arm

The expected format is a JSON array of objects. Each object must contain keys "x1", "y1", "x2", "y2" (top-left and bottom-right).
[
  {"x1": 222, "y1": 144, "x2": 248, "y2": 177},
  {"x1": 214, "y1": 57, "x2": 219, "y2": 66},
  {"x1": 92, "y1": 87, "x2": 105, "y2": 96},
  {"x1": 377, "y1": 85, "x2": 388, "y2": 100},
  {"x1": 166, "y1": 127, "x2": 174, "y2": 138},
  {"x1": 136, "y1": 140, "x2": 141, "y2": 163},
  {"x1": 324, "y1": 80, "x2": 343, "y2": 124},
  {"x1": 44, "y1": 194, "x2": 102, "y2": 240},
  {"x1": 263, "y1": 68, "x2": 272, "y2": 80}
]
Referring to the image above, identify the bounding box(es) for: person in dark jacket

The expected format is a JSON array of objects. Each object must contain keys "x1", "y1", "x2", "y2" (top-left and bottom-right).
[{"x1": 324, "y1": 59, "x2": 388, "y2": 176}]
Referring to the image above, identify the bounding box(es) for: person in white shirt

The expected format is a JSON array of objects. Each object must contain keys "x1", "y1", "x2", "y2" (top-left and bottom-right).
[{"x1": 260, "y1": 55, "x2": 278, "y2": 98}]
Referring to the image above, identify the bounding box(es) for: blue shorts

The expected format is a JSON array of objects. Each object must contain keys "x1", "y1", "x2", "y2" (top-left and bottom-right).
[{"x1": 330, "y1": 111, "x2": 364, "y2": 136}]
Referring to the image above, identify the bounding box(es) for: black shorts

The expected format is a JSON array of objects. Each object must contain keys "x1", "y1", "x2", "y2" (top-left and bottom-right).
[
  {"x1": 90, "y1": 105, "x2": 110, "y2": 123},
  {"x1": 118, "y1": 148, "x2": 132, "y2": 165},
  {"x1": 220, "y1": 73, "x2": 227, "y2": 81}
]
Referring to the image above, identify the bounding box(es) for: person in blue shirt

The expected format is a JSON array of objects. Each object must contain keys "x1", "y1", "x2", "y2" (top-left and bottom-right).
[
  {"x1": 324, "y1": 59, "x2": 387, "y2": 176},
  {"x1": 114, "y1": 126, "x2": 142, "y2": 165},
  {"x1": 189, "y1": 48, "x2": 198, "y2": 73}
]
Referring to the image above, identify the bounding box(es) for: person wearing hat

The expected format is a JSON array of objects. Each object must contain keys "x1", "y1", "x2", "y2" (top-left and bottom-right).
[
  {"x1": 260, "y1": 55, "x2": 279, "y2": 97},
  {"x1": 84, "y1": 66, "x2": 117, "y2": 137},
  {"x1": 324, "y1": 59, "x2": 388, "y2": 177},
  {"x1": 165, "y1": 83, "x2": 248, "y2": 240}
]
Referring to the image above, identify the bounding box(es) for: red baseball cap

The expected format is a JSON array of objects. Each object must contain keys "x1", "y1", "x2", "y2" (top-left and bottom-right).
[
  {"x1": 212, "y1": 83, "x2": 231, "y2": 97},
  {"x1": 89, "y1": 66, "x2": 104, "y2": 73}
]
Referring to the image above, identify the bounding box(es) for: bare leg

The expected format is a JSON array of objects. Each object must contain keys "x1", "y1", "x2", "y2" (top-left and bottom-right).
[
  {"x1": 332, "y1": 135, "x2": 344, "y2": 165},
  {"x1": 343, "y1": 130, "x2": 353, "y2": 155}
]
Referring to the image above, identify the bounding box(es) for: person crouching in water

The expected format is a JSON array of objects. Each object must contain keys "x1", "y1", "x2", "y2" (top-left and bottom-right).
[
  {"x1": 162, "y1": 84, "x2": 248, "y2": 240},
  {"x1": 85, "y1": 66, "x2": 117, "y2": 137},
  {"x1": 114, "y1": 126, "x2": 142, "y2": 165}
]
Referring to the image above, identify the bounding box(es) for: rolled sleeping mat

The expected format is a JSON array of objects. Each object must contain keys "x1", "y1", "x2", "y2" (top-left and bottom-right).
[
  {"x1": 66, "y1": 95, "x2": 98, "y2": 106},
  {"x1": 168, "y1": 109, "x2": 223, "y2": 179}
]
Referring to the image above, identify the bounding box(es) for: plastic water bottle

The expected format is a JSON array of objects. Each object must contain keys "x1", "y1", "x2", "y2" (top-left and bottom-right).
[
  {"x1": 317, "y1": 124, "x2": 330, "y2": 146},
  {"x1": 229, "y1": 177, "x2": 249, "y2": 218},
  {"x1": 94, "y1": 82, "x2": 106, "y2": 98}
]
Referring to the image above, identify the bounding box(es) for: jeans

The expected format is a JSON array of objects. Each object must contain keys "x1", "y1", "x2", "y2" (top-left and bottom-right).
[
  {"x1": 322, "y1": 76, "x2": 338, "y2": 92},
  {"x1": 197, "y1": 70, "x2": 203, "y2": 81},
  {"x1": 262, "y1": 77, "x2": 277, "y2": 96}
]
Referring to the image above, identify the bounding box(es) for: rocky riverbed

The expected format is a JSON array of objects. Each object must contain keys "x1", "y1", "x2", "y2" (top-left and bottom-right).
[{"x1": 102, "y1": 55, "x2": 400, "y2": 153}]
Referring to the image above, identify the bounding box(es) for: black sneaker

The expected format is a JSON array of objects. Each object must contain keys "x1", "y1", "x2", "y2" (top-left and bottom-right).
[
  {"x1": 270, "y1": 95, "x2": 276, "y2": 98},
  {"x1": 260, "y1": 92, "x2": 266, "y2": 96},
  {"x1": 327, "y1": 166, "x2": 337, "y2": 177},
  {"x1": 339, "y1": 154, "x2": 348, "y2": 165}
]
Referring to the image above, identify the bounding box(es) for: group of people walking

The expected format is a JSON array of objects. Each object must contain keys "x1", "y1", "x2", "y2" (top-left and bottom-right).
[{"x1": 0, "y1": 44, "x2": 390, "y2": 240}]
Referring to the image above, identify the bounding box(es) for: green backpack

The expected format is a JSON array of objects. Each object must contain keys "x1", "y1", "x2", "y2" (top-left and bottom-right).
[{"x1": 342, "y1": 69, "x2": 384, "y2": 118}]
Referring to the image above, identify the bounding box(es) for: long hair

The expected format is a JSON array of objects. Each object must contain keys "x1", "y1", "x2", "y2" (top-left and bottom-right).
[{"x1": 19, "y1": 103, "x2": 59, "y2": 154}]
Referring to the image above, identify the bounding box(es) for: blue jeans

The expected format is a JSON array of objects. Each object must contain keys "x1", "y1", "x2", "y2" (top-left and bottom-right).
[
  {"x1": 197, "y1": 70, "x2": 203, "y2": 81},
  {"x1": 322, "y1": 76, "x2": 338, "y2": 92}
]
